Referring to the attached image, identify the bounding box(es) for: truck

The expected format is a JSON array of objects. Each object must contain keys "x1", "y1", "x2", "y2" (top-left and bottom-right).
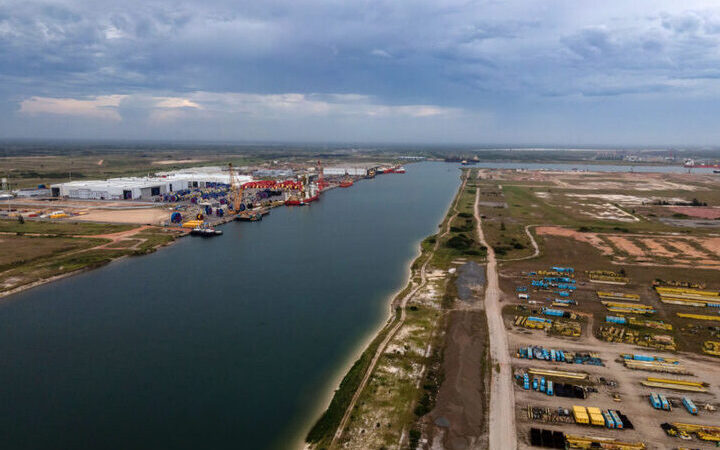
[
  {"x1": 546, "y1": 380, "x2": 554, "y2": 396},
  {"x1": 523, "y1": 373, "x2": 530, "y2": 390}
]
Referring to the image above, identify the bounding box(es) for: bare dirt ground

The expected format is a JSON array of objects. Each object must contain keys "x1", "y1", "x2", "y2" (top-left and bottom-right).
[
  {"x1": 476, "y1": 188, "x2": 517, "y2": 450},
  {"x1": 74, "y1": 209, "x2": 170, "y2": 225},
  {"x1": 536, "y1": 226, "x2": 720, "y2": 268},
  {"x1": 152, "y1": 159, "x2": 207, "y2": 165},
  {"x1": 535, "y1": 227, "x2": 613, "y2": 255},
  {"x1": 429, "y1": 310, "x2": 488, "y2": 450},
  {"x1": 605, "y1": 236, "x2": 645, "y2": 257}
]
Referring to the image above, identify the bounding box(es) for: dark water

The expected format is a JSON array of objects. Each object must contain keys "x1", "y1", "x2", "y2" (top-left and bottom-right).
[{"x1": 0, "y1": 162, "x2": 461, "y2": 450}]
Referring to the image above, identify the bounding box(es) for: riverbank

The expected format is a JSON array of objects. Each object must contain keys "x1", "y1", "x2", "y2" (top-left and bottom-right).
[
  {"x1": 0, "y1": 221, "x2": 183, "y2": 298},
  {"x1": 0, "y1": 162, "x2": 464, "y2": 450},
  {"x1": 305, "y1": 168, "x2": 486, "y2": 449}
]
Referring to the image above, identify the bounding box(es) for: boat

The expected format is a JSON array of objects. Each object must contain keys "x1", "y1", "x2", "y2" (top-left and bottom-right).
[
  {"x1": 339, "y1": 179, "x2": 353, "y2": 188},
  {"x1": 285, "y1": 198, "x2": 307, "y2": 206},
  {"x1": 236, "y1": 212, "x2": 263, "y2": 221},
  {"x1": 190, "y1": 225, "x2": 223, "y2": 236},
  {"x1": 395, "y1": 166, "x2": 406, "y2": 173}
]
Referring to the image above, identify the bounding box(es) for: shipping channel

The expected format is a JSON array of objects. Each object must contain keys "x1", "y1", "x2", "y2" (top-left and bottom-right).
[{"x1": 0, "y1": 162, "x2": 462, "y2": 449}]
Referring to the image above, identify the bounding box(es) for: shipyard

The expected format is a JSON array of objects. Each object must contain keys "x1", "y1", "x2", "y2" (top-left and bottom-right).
[{"x1": 0, "y1": 156, "x2": 409, "y2": 297}]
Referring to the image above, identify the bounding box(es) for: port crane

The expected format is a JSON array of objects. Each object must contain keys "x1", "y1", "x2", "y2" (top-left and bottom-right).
[{"x1": 228, "y1": 163, "x2": 243, "y2": 213}]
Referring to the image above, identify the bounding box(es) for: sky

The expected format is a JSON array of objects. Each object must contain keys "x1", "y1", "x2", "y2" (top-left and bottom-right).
[{"x1": 3, "y1": 0, "x2": 720, "y2": 145}]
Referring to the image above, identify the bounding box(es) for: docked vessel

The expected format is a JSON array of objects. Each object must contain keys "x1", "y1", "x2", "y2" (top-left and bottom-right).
[
  {"x1": 236, "y1": 212, "x2": 263, "y2": 221},
  {"x1": 285, "y1": 197, "x2": 307, "y2": 206},
  {"x1": 190, "y1": 225, "x2": 223, "y2": 236},
  {"x1": 339, "y1": 179, "x2": 354, "y2": 188},
  {"x1": 384, "y1": 165, "x2": 406, "y2": 174}
]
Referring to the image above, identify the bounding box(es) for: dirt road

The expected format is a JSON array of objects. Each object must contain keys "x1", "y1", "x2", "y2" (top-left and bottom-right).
[{"x1": 475, "y1": 188, "x2": 517, "y2": 450}]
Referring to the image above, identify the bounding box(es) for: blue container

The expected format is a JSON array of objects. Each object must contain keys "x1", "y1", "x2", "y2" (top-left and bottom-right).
[
  {"x1": 606, "y1": 316, "x2": 627, "y2": 324},
  {"x1": 542, "y1": 308, "x2": 565, "y2": 317}
]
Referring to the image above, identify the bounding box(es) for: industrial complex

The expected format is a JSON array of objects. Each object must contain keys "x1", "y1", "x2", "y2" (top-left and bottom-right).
[{"x1": 2, "y1": 162, "x2": 407, "y2": 234}]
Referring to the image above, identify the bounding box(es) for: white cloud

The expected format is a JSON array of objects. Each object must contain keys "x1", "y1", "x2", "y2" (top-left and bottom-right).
[
  {"x1": 153, "y1": 97, "x2": 201, "y2": 109},
  {"x1": 19, "y1": 95, "x2": 126, "y2": 120},
  {"x1": 370, "y1": 49, "x2": 392, "y2": 58}
]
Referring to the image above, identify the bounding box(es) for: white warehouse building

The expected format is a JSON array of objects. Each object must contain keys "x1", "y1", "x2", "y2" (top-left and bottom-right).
[
  {"x1": 323, "y1": 166, "x2": 372, "y2": 177},
  {"x1": 51, "y1": 166, "x2": 253, "y2": 200},
  {"x1": 51, "y1": 178, "x2": 182, "y2": 200}
]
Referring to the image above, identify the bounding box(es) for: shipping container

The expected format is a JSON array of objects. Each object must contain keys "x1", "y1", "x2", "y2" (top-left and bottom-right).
[{"x1": 682, "y1": 397, "x2": 698, "y2": 415}]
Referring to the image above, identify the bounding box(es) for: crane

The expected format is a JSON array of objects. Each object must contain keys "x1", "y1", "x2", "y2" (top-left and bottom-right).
[{"x1": 228, "y1": 163, "x2": 242, "y2": 214}]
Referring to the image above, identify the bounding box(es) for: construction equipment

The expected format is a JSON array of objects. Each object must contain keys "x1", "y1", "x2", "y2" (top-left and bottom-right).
[
  {"x1": 528, "y1": 368, "x2": 588, "y2": 380},
  {"x1": 663, "y1": 422, "x2": 720, "y2": 442},
  {"x1": 601, "y1": 301, "x2": 655, "y2": 314},
  {"x1": 587, "y1": 270, "x2": 629, "y2": 284},
  {"x1": 641, "y1": 377, "x2": 708, "y2": 393},
  {"x1": 703, "y1": 341, "x2": 720, "y2": 356},
  {"x1": 624, "y1": 359, "x2": 691, "y2": 375},
  {"x1": 227, "y1": 163, "x2": 242, "y2": 213},
  {"x1": 565, "y1": 434, "x2": 645, "y2": 449},
  {"x1": 597, "y1": 291, "x2": 640, "y2": 301},
  {"x1": 677, "y1": 313, "x2": 720, "y2": 322}
]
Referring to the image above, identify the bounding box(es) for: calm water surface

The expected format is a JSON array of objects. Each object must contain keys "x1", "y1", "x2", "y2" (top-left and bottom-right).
[{"x1": 0, "y1": 162, "x2": 461, "y2": 450}]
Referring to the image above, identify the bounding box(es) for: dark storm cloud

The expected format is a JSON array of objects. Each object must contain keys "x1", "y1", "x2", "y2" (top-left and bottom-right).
[{"x1": 3, "y1": 0, "x2": 720, "y2": 144}]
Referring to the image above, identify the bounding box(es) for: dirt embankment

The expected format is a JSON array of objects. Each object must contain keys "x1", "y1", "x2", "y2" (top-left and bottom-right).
[
  {"x1": 428, "y1": 310, "x2": 488, "y2": 450},
  {"x1": 74, "y1": 209, "x2": 170, "y2": 225}
]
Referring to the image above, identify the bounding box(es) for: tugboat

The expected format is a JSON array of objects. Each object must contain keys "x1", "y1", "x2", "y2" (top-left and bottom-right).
[
  {"x1": 339, "y1": 178, "x2": 354, "y2": 188},
  {"x1": 190, "y1": 224, "x2": 223, "y2": 236}
]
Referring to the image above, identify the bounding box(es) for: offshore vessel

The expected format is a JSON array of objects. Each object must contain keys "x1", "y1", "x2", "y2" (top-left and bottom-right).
[{"x1": 190, "y1": 224, "x2": 223, "y2": 236}]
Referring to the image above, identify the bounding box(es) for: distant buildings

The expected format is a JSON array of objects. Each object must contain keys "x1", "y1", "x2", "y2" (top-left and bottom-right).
[{"x1": 252, "y1": 169, "x2": 295, "y2": 178}]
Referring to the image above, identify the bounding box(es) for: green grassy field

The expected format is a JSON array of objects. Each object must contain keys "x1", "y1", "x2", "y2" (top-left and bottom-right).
[{"x1": 0, "y1": 219, "x2": 134, "y2": 235}]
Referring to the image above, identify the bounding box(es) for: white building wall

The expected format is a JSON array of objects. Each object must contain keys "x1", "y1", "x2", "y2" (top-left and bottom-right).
[{"x1": 324, "y1": 167, "x2": 368, "y2": 177}]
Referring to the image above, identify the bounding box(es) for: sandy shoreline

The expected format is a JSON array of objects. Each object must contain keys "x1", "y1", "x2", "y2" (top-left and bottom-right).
[
  {"x1": 294, "y1": 178, "x2": 460, "y2": 449},
  {"x1": 292, "y1": 239, "x2": 424, "y2": 450}
]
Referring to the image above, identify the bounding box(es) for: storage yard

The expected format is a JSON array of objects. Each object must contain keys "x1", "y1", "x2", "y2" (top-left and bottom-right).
[{"x1": 466, "y1": 168, "x2": 720, "y2": 449}]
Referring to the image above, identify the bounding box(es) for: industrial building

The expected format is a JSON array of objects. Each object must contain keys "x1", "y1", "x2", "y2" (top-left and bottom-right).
[
  {"x1": 51, "y1": 178, "x2": 178, "y2": 200},
  {"x1": 252, "y1": 169, "x2": 295, "y2": 178},
  {"x1": 323, "y1": 165, "x2": 376, "y2": 177},
  {"x1": 51, "y1": 166, "x2": 253, "y2": 200},
  {"x1": 159, "y1": 167, "x2": 252, "y2": 186}
]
